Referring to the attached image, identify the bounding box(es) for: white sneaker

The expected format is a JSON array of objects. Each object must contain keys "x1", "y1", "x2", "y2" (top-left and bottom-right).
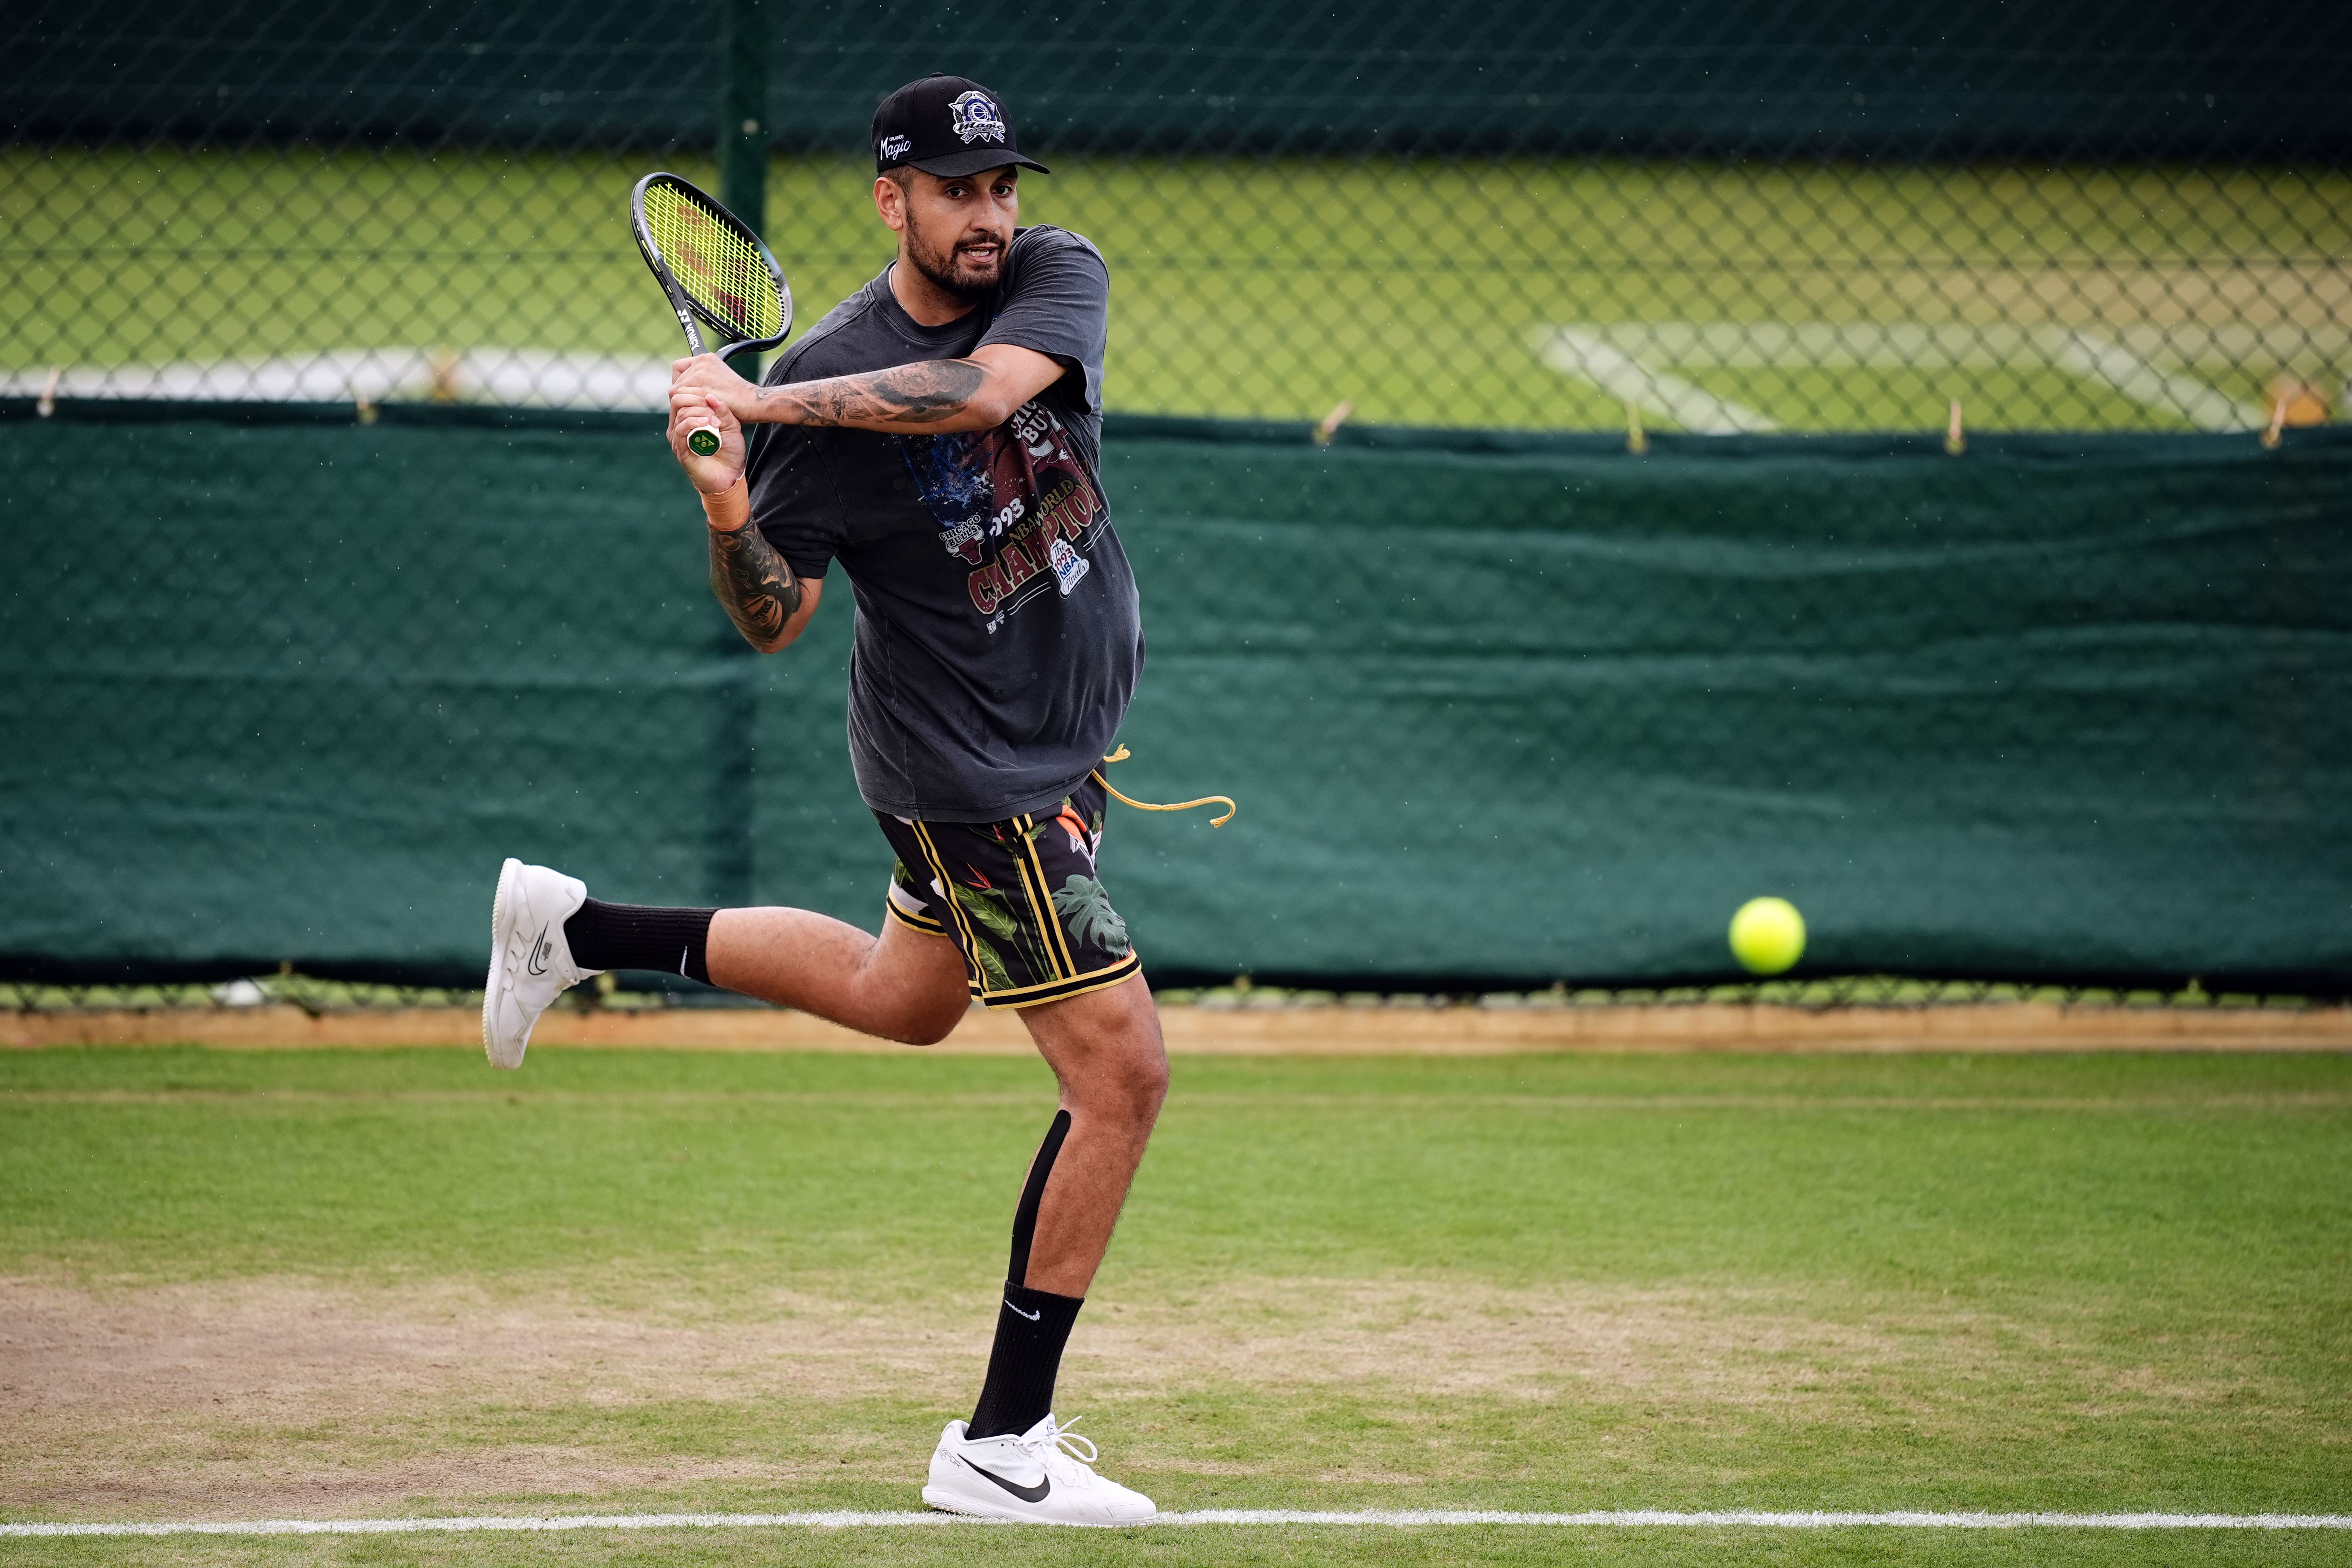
[
  {"x1": 480, "y1": 858, "x2": 599, "y2": 1070},
  {"x1": 921, "y1": 1413, "x2": 1156, "y2": 1526}
]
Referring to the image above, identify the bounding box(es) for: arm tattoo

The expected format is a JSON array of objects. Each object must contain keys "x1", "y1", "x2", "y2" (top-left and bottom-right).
[
  {"x1": 755, "y1": 358, "x2": 991, "y2": 429},
  {"x1": 708, "y1": 520, "x2": 804, "y2": 650}
]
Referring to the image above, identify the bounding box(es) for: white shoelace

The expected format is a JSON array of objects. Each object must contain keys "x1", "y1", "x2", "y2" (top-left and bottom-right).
[{"x1": 1023, "y1": 1413, "x2": 1097, "y2": 1468}]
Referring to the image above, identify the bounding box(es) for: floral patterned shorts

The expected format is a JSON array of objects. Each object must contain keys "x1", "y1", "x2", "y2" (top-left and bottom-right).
[{"x1": 874, "y1": 774, "x2": 1140, "y2": 1009}]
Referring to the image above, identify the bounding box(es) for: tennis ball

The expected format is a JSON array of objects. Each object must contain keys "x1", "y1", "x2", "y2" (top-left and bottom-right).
[{"x1": 1728, "y1": 896, "x2": 1806, "y2": 975}]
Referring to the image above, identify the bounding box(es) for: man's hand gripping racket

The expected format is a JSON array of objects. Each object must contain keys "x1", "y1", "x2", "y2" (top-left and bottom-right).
[{"x1": 629, "y1": 173, "x2": 793, "y2": 466}]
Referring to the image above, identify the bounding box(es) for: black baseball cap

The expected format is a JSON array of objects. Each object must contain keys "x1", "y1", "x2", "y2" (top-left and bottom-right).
[{"x1": 872, "y1": 74, "x2": 1050, "y2": 178}]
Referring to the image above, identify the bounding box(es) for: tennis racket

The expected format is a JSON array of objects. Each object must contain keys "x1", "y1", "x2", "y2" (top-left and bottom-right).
[{"x1": 630, "y1": 172, "x2": 793, "y2": 457}]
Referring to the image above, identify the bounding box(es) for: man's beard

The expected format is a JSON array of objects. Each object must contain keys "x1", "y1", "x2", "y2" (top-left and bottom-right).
[{"x1": 904, "y1": 212, "x2": 1004, "y2": 303}]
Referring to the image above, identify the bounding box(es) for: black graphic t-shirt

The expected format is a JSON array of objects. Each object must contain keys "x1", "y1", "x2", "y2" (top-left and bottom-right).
[{"x1": 743, "y1": 226, "x2": 1141, "y2": 823}]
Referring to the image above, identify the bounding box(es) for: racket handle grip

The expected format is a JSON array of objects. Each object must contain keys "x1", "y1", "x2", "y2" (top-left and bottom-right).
[{"x1": 686, "y1": 424, "x2": 722, "y2": 457}]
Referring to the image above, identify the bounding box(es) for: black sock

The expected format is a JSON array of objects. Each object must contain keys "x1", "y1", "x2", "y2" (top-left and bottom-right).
[
  {"x1": 562, "y1": 898, "x2": 717, "y2": 984},
  {"x1": 968, "y1": 1109, "x2": 1081, "y2": 1439},
  {"x1": 967, "y1": 1281, "x2": 1084, "y2": 1439}
]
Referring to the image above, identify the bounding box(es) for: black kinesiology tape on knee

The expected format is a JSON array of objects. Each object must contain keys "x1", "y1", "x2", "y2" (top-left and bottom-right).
[{"x1": 1006, "y1": 1109, "x2": 1073, "y2": 1287}]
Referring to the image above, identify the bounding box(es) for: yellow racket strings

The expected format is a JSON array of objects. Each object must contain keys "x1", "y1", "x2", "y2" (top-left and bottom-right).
[{"x1": 642, "y1": 182, "x2": 782, "y2": 343}]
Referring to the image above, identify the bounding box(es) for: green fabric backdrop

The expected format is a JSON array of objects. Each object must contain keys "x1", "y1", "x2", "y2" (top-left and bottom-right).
[{"x1": 3, "y1": 405, "x2": 2346, "y2": 988}]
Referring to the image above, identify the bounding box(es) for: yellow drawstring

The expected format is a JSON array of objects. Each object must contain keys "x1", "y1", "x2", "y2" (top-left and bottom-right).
[{"x1": 1092, "y1": 745, "x2": 1237, "y2": 826}]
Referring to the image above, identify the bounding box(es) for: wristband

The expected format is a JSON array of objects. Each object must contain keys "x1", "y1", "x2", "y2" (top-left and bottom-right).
[{"x1": 700, "y1": 477, "x2": 752, "y2": 532}]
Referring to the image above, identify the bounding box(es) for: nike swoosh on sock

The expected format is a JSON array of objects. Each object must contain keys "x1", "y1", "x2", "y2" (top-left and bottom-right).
[{"x1": 1004, "y1": 1298, "x2": 1042, "y2": 1321}]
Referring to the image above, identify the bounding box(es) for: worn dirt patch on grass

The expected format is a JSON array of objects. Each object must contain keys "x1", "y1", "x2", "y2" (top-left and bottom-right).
[
  {"x1": 0, "y1": 1273, "x2": 2245, "y2": 1519},
  {"x1": 1077, "y1": 1278, "x2": 1925, "y2": 1404},
  {"x1": 0, "y1": 1275, "x2": 962, "y2": 1518}
]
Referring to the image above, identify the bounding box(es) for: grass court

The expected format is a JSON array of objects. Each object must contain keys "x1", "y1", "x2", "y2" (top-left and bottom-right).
[{"x1": 3, "y1": 1041, "x2": 2347, "y2": 1565}]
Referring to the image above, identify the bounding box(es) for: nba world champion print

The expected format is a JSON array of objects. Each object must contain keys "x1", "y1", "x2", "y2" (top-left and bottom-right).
[{"x1": 898, "y1": 399, "x2": 1108, "y2": 633}]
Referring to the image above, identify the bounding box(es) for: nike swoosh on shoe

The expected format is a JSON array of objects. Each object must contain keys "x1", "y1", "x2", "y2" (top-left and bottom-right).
[{"x1": 965, "y1": 1460, "x2": 1050, "y2": 1504}]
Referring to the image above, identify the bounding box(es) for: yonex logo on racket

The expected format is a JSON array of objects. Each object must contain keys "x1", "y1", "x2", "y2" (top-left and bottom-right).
[{"x1": 948, "y1": 91, "x2": 1007, "y2": 145}]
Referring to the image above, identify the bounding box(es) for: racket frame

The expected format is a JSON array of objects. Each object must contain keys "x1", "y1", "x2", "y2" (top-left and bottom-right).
[{"x1": 630, "y1": 171, "x2": 793, "y2": 456}]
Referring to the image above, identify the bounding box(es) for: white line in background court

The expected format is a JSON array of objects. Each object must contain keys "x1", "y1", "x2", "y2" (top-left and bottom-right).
[
  {"x1": 1534, "y1": 327, "x2": 1781, "y2": 432},
  {"x1": 6, "y1": 1509, "x2": 2348, "y2": 1536},
  {"x1": 1530, "y1": 321, "x2": 2291, "y2": 430}
]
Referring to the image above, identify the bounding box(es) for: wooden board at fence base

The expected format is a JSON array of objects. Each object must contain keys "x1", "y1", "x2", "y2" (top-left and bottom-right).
[{"x1": 7, "y1": 1001, "x2": 2350, "y2": 1054}]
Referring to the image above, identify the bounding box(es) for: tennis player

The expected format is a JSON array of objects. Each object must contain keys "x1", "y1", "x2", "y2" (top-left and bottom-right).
[{"x1": 481, "y1": 74, "x2": 1162, "y2": 1524}]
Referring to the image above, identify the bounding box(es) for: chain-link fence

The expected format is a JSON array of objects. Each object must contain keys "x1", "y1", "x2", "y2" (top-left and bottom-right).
[
  {"x1": 6, "y1": 410, "x2": 2348, "y2": 995},
  {"x1": 5, "y1": 0, "x2": 2348, "y2": 433},
  {"x1": 5, "y1": 3, "x2": 2351, "y2": 1006}
]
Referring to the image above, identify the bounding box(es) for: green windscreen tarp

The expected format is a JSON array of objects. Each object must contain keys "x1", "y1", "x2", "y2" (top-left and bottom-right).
[{"x1": 3, "y1": 406, "x2": 2346, "y2": 989}]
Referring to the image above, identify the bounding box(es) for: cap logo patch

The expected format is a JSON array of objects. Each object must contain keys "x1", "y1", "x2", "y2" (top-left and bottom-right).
[
  {"x1": 878, "y1": 134, "x2": 913, "y2": 162},
  {"x1": 948, "y1": 89, "x2": 1007, "y2": 145}
]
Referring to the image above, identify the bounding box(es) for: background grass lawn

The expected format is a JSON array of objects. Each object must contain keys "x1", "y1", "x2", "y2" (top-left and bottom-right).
[
  {"x1": 2, "y1": 1044, "x2": 2347, "y2": 1565},
  {"x1": 7, "y1": 148, "x2": 2343, "y2": 430}
]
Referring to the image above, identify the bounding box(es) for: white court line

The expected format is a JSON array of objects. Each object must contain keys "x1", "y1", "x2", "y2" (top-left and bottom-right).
[
  {"x1": 2048, "y1": 329, "x2": 2264, "y2": 430},
  {"x1": 6, "y1": 1509, "x2": 2348, "y2": 1536},
  {"x1": 1534, "y1": 321, "x2": 2276, "y2": 431},
  {"x1": 0, "y1": 350, "x2": 673, "y2": 410},
  {"x1": 1534, "y1": 327, "x2": 1780, "y2": 433}
]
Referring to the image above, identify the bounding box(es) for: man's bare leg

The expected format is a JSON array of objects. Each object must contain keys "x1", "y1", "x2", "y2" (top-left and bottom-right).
[
  {"x1": 1013, "y1": 974, "x2": 1169, "y2": 1295},
  {"x1": 705, "y1": 907, "x2": 970, "y2": 1044},
  {"x1": 921, "y1": 968, "x2": 1164, "y2": 1521},
  {"x1": 958, "y1": 972, "x2": 1167, "y2": 1444},
  {"x1": 492, "y1": 864, "x2": 974, "y2": 1068}
]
